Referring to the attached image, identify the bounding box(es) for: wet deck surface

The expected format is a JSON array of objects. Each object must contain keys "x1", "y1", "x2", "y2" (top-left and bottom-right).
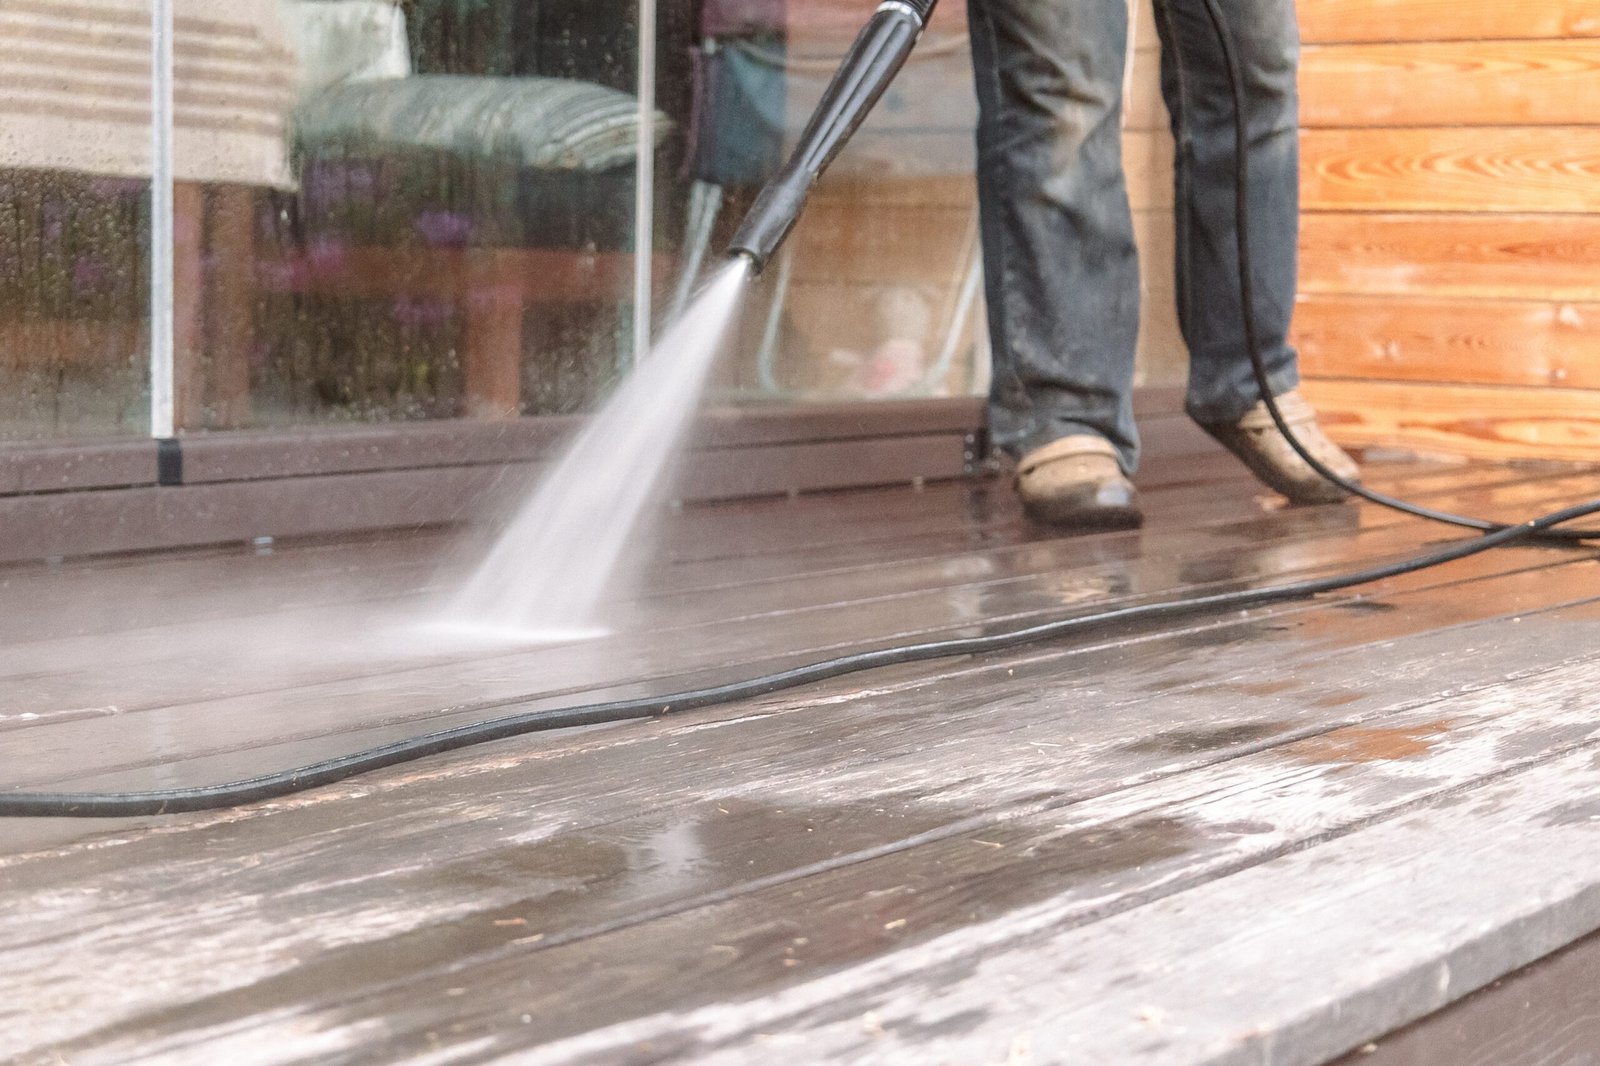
[{"x1": 4, "y1": 453, "x2": 1600, "y2": 1064}]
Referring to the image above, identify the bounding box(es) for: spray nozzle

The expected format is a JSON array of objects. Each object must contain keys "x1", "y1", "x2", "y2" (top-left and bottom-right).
[{"x1": 727, "y1": 0, "x2": 939, "y2": 273}]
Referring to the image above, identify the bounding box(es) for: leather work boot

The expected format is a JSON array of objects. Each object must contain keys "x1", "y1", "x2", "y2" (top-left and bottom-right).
[
  {"x1": 1014, "y1": 435, "x2": 1142, "y2": 529},
  {"x1": 1199, "y1": 390, "x2": 1361, "y2": 505}
]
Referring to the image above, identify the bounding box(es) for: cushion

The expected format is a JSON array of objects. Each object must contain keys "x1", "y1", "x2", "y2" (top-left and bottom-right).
[{"x1": 294, "y1": 75, "x2": 670, "y2": 172}]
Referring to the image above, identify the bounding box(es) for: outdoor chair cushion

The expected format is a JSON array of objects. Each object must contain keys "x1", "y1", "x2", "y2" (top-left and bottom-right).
[{"x1": 294, "y1": 76, "x2": 671, "y2": 173}]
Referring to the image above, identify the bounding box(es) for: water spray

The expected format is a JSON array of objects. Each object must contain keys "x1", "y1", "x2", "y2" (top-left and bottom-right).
[
  {"x1": 727, "y1": 0, "x2": 939, "y2": 273},
  {"x1": 429, "y1": 0, "x2": 949, "y2": 639}
]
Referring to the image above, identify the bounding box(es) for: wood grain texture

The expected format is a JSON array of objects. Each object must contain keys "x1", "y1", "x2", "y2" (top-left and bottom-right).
[
  {"x1": 12, "y1": 464, "x2": 1559, "y2": 794},
  {"x1": 0, "y1": 320, "x2": 143, "y2": 371},
  {"x1": 541, "y1": 720, "x2": 1600, "y2": 1066},
  {"x1": 4, "y1": 462, "x2": 1599, "y2": 1062},
  {"x1": 1301, "y1": 128, "x2": 1600, "y2": 214},
  {"x1": 1299, "y1": 213, "x2": 1600, "y2": 301},
  {"x1": 204, "y1": 185, "x2": 255, "y2": 429},
  {"x1": 1302, "y1": 378, "x2": 1600, "y2": 462},
  {"x1": 1299, "y1": 0, "x2": 1600, "y2": 45},
  {"x1": 1292, "y1": 3, "x2": 1600, "y2": 458},
  {"x1": 518, "y1": 670, "x2": 1600, "y2": 1066},
  {"x1": 1301, "y1": 40, "x2": 1600, "y2": 128},
  {"x1": 1294, "y1": 293, "x2": 1600, "y2": 389}
]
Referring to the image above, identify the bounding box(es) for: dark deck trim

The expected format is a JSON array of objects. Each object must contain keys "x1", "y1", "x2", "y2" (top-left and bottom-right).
[
  {"x1": 0, "y1": 398, "x2": 992, "y2": 562},
  {"x1": 1333, "y1": 927, "x2": 1600, "y2": 1065},
  {"x1": 0, "y1": 390, "x2": 1221, "y2": 562}
]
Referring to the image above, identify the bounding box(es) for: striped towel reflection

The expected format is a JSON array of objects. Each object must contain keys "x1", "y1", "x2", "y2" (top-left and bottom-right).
[{"x1": 0, "y1": 0, "x2": 296, "y2": 187}]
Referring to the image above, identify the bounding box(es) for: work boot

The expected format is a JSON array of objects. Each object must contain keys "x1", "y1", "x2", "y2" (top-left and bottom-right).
[
  {"x1": 1015, "y1": 435, "x2": 1142, "y2": 529},
  {"x1": 1199, "y1": 390, "x2": 1361, "y2": 505}
]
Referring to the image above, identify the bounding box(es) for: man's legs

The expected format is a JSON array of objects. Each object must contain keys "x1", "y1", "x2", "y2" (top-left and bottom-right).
[
  {"x1": 968, "y1": 0, "x2": 1142, "y2": 474},
  {"x1": 1152, "y1": 0, "x2": 1299, "y2": 423},
  {"x1": 1154, "y1": 0, "x2": 1360, "y2": 500}
]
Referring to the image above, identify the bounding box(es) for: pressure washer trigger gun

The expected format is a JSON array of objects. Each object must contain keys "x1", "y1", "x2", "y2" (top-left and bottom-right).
[{"x1": 727, "y1": 0, "x2": 940, "y2": 274}]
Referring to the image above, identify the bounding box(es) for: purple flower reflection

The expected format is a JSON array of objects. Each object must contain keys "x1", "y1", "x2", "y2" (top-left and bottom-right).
[
  {"x1": 89, "y1": 176, "x2": 147, "y2": 199},
  {"x1": 303, "y1": 163, "x2": 381, "y2": 209},
  {"x1": 43, "y1": 201, "x2": 66, "y2": 243},
  {"x1": 255, "y1": 257, "x2": 305, "y2": 291},
  {"x1": 391, "y1": 297, "x2": 454, "y2": 327},
  {"x1": 71, "y1": 256, "x2": 109, "y2": 297},
  {"x1": 306, "y1": 237, "x2": 349, "y2": 272},
  {"x1": 415, "y1": 210, "x2": 474, "y2": 247}
]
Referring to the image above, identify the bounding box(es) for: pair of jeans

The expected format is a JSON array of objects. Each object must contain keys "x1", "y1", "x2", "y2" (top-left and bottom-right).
[{"x1": 968, "y1": 0, "x2": 1302, "y2": 472}]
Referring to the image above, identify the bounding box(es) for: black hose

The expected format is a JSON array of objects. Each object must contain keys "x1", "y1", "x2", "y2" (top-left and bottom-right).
[{"x1": 4, "y1": 7, "x2": 1598, "y2": 819}]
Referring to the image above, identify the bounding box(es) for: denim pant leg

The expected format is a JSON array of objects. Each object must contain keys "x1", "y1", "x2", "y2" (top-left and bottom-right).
[
  {"x1": 968, "y1": 0, "x2": 1142, "y2": 472},
  {"x1": 1153, "y1": 0, "x2": 1302, "y2": 425}
]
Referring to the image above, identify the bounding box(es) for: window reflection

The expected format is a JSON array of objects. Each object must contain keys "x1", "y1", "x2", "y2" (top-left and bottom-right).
[{"x1": 172, "y1": 0, "x2": 660, "y2": 428}]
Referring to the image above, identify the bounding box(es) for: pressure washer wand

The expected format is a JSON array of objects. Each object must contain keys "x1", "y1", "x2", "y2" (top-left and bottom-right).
[{"x1": 727, "y1": 0, "x2": 940, "y2": 273}]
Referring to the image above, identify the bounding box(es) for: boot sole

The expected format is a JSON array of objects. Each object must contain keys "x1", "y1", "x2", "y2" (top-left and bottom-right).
[{"x1": 1021, "y1": 494, "x2": 1144, "y2": 530}]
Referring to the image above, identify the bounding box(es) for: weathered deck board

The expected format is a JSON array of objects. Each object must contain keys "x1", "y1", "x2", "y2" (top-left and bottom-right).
[
  {"x1": 7, "y1": 607, "x2": 1600, "y2": 1061},
  {"x1": 3, "y1": 464, "x2": 1587, "y2": 804},
  {"x1": 4, "y1": 579, "x2": 1598, "y2": 1040},
  {"x1": 0, "y1": 460, "x2": 1554, "y2": 728},
  {"x1": 3, "y1": 458, "x2": 1599, "y2": 1063},
  {"x1": 1333, "y1": 925, "x2": 1600, "y2": 1064},
  {"x1": 525, "y1": 720, "x2": 1600, "y2": 1066}
]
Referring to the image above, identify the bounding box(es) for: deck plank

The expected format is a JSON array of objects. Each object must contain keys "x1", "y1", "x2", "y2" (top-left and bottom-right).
[
  {"x1": 520, "y1": 703, "x2": 1600, "y2": 1066},
  {"x1": 3, "y1": 465, "x2": 1591, "y2": 798},
  {"x1": 3, "y1": 459, "x2": 1600, "y2": 1063},
  {"x1": 0, "y1": 460, "x2": 1559, "y2": 730},
  {"x1": 5, "y1": 561, "x2": 1599, "y2": 1050},
  {"x1": 7, "y1": 605, "x2": 1600, "y2": 1062}
]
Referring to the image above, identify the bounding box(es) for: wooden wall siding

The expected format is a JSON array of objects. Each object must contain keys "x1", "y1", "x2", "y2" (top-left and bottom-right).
[
  {"x1": 1298, "y1": 0, "x2": 1600, "y2": 45},
  {"x1": 1296, "y1": 294, "x2": 1600, "y2": 390},
  {"x1": 1300, "y1": 213, "x2": 1600, "y2": 302},
  {"x1": 1294, "y1": 4, "x2": 1600, "y2": 461},
  {"x1": 1302, "y1": 129, "x2": 1600, "y2": 214}
]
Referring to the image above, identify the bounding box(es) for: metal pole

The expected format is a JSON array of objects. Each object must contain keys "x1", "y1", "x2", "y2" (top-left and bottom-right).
[
  {"x1": 631, "y1": 0, "x2": 658, "y2": 365},
  {"x1": 149, "y1": 0, "x2": 176, "y2": 438}
]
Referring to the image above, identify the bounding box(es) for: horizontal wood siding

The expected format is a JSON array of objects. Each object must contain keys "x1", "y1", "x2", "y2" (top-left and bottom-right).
[{"x1": 1296, "y1": 6, "x2": 1600, "y2": 461}]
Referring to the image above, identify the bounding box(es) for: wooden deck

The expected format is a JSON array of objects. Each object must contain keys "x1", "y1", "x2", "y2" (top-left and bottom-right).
[{"x1": 3, "y1": 451, "x2": 1600, "y2": 1064}]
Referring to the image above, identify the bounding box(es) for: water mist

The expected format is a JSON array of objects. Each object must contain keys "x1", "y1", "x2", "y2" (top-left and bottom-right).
[{"x1": 443, "y1": 259, "x2": 751, "y2": 640}]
